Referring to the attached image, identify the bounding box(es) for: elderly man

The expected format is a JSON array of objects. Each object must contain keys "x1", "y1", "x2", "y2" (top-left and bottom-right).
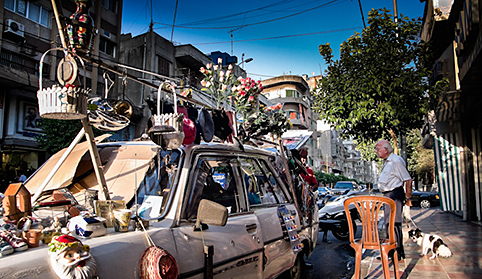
[{"x1": 375, "y1": 140, "x2": 412, "y2": 260}]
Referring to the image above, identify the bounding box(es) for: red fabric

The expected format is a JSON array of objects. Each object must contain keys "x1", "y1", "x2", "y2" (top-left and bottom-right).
[
  {"x1": 177, "y1": 105, "x2": 188, "y2": 119},
  {"x1": 182, "y1": 118, "x2": 196, "y2": 145},
  {"x1": 301, "y1": 166, "x2": 317, "y2": 188}
]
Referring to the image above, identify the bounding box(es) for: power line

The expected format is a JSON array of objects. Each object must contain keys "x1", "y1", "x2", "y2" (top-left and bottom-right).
[
  {"x1": 175, "y1": 0, "x2": 296, "y2": 27},
  {"x1": 193, "y1": 27, "x2": 362, "y2": 45},
  {"x1": 153, "y1": 0, "x2": 343, "y2": 30}
]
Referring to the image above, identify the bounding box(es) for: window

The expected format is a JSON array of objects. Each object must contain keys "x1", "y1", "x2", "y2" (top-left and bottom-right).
[
  {"x1": 16, "y1": 0, "x2": 26, "y2": 16},
  {"x1": 5, "y1": 0, "x2": 15, "y2": 10},
  {"x1": 0, "y1": 48, "x2": 43, "y2": 75},
  {"x1": 158, "y1": 56, "x2": 170, "y2": 77},
  {"x1": 99, "y1": 37, "x2": 116, "y2": 57},
  {"x1": 287, "y1": 111, "x2": 300, "y2": 120},
  {"x1": 182, "y1": 156, "x2": 247, "y2": 221},
  {"x1": 5, "y1": 0, "x2": 51, "y2": 27},
  {"x1": 28, "y1": 2, "x2": 39, "y2": 22},
  {"x1": 102, "y1": 0, "x2": 117, "y2": 13},
  {"x1": 239, "y1": 157, "x2": 287, "y2": 206},
  {"x1": 286, "y1": 89, "x2": 299, "y2": 98}
]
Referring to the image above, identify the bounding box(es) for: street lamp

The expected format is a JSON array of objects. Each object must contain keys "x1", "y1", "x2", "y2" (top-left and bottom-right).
[{"x1": 238, "y1": 53, "x2": 253, "y2": 69}]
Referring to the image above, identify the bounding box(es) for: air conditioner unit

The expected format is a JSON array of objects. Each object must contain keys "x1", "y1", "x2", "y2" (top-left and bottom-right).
[{"x1": 4, "y1": 19, "x2": 25, "y2": 38}]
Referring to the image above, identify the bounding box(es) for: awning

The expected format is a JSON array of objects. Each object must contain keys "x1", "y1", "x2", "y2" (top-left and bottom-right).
[
  {"x1": 281, "y1": 130, "x2": 313, "y2": 150},
  {"x1": 25, "y1": 134, "x2": 112, "y2": 194}
]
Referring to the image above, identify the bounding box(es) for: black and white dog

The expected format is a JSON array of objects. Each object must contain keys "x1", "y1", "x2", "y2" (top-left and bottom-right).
[{"x1": 408, "y1": 228, "x2": 452, "y2": 259}]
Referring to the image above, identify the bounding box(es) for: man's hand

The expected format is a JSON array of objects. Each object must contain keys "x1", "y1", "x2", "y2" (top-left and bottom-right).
[{"x1": 404, "y1": 179, "x2": 413, "y2": 200}]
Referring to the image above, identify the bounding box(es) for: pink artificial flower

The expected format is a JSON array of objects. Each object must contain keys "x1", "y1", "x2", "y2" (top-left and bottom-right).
[
  {"x1": 238, "y1": 76, "x2": 244, "y2": 82},
  {"x1": 240, "y1": 91, "x2": 246, "y2": 97},
  {"x1": 200, "y1": 67, "x2": 206, "y2": 73},
  {"x1": 201, "y1": 80, "x2": 207, "y2": 87},
  {"x1": 248, "y1": 96, "x2": 254, "y2": 102}
]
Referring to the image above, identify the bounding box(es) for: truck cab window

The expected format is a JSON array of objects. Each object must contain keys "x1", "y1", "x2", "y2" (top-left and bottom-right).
[
  {"x1": 182, "y1": 156, "x2": 247, "y2": 221},
  {"x1": 239, "y1": 157, "x2": 287, "y2": 206}
]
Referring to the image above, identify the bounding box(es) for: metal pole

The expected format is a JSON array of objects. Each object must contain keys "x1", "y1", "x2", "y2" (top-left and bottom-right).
[
  {"x1": 81, "y1": 117, "x2": 110, "y2": 200},
  {"x1": 278, "y1": 139, "x2": 302, "y2": 223},
  {"x1": 50, "y1": 0, "x2": 68, "y2": 49},
  {"x1": 393, "y1": 0, "x2": 398, "y2": 23},
  {"x1": 31, "y1": 128, "x2": 86, "y2": 206},
  {"x1": 204, "y1": 245, "x2": 214, "y2": 279}
]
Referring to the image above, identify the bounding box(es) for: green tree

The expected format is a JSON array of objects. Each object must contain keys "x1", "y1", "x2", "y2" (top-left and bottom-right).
[
  {"x1": 36, "y1": 119, "x2": 106, "y2": 155},
  {"x1": 406, "y1": 129, "x2": 435, "y2": 188},
  {"x1": 313, "y1": 8, "x2": 436, "y2": 153},
  {"x1": 314, "y1": 171, "x2": 356, "y2": 187}
]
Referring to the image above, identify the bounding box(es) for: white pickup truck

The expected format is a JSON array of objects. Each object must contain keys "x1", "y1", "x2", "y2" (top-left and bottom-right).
[{"x1": 1, "y1": 141, "x2": 318, "y2": 279}]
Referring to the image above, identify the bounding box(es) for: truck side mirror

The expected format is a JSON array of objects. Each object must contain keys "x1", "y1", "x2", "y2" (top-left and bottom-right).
[{"x1": 195, "y1": 199, "x2": 228, "y2": 230}]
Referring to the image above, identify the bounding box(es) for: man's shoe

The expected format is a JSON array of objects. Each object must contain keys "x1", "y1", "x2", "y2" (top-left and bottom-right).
[
  {"x1": 303, "y1": 261, "x2": 314, "y2": 269},
  {"x1": 0, "y1": 238, "x2": 14, "y2": 256},
  {"x1": 0, "y1": 230, "x2": 28, "y2": 252}
]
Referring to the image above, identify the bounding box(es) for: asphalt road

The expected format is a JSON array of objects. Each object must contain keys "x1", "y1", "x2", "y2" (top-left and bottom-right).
[{"x1": 303, "y1": 227, "x2": 359, "y2": 279}]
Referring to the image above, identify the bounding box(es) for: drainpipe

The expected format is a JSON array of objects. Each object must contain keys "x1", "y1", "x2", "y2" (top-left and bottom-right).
[{"x1": 141, "y1": 36, "x2": 147, "y2": 103}]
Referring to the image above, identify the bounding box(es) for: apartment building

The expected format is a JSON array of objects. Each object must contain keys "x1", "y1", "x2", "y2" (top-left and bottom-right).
[
  {"x1": 0, "y1": 0, "x2": 123, "y2": 190},
  {"x1": 420, "y1": 0, "x2": 482, "y2": 221},
  {"x1": 261, "y1": 75, "x2": 320, "y2": 169}
]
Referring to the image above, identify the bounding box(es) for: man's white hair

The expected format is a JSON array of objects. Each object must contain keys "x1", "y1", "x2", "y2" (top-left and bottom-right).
[{"x1": 380, "y1": 140, "x2": 393, "y2": 153}]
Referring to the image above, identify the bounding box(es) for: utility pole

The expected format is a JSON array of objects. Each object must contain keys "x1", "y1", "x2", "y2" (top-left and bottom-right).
[
  {"x1": 229, "y1": 30, "x2": 234, "y2": 56},
  {"x1": 392, "y1": 0, "x2": 398, "y2": 23}
]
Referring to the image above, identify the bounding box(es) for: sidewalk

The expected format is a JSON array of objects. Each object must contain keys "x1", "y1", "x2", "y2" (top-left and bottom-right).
[{"x1": 353, "y1": 207, "x2": 482, "y2": 279}]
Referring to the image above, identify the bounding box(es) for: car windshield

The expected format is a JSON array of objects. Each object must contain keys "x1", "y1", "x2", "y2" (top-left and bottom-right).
[{"x1": 334, "y1": 182, "x2": 354, "y2": 189}]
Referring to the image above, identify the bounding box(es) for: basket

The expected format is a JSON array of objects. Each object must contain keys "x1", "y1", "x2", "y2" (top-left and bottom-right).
[
  {"x1": 38, "y1": 85, "x2": 89, "y2": 119},
  {"x1": 37, "y1": 49, "x2": 88, "y2": 120},
  {"x1": 139, "y1": 246, "x2": 178, "y2": 279}
]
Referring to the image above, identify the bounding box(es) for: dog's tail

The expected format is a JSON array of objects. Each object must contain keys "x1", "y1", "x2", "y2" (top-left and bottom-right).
[{"x1": 438, "y1": 244, "x2": 453, "y2": 258}]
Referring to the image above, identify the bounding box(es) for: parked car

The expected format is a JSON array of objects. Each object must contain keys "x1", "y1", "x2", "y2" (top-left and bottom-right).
[
  {"x1": 331, "y1": 181, "x2": 360, "y2": 196},
  {"x1": 410, "y1": 189, "x2": 440, "y2": 208},
  {"x1": 2, "y1": 140, "x2": 318, "y2": 279},
  {"x1": 316, "y1": 186, "x2": 331, "y2": 199}
]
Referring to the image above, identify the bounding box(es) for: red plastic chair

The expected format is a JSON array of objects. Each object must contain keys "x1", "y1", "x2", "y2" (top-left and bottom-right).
[{"x1": 344, "y1": 196, "x2": 399, "y2": 279}]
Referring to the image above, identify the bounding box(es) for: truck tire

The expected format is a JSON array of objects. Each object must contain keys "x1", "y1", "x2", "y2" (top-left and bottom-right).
[{"x1": 288, "y1": 254, "x2": 302, "y2": 279}]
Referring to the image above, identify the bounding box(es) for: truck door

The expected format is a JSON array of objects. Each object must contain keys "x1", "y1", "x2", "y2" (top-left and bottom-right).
[
  {"x1": 173, "y1": 155, "x2": 263, "y2": 279},
  {"x1": 239, "y1": 156, "x2": 299, "y2": 279}
]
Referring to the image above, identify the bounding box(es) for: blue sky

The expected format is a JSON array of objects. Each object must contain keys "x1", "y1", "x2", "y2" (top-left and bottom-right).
[{"x1": 121, "y1": 0, "x2": 426, "y2": 81}]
